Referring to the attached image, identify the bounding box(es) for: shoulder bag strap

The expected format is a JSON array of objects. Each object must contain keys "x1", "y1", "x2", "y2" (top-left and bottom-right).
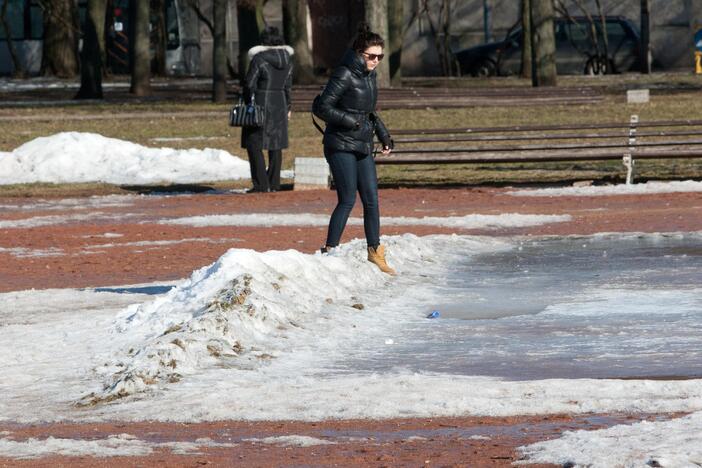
[{"x1": 311, "y1": 113, "x2": 324, "y2": 135}]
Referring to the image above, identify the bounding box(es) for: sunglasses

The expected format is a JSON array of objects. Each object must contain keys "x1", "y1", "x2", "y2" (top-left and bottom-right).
[{"x1": 362, "y1": 52, "x2": 385, "y2": 61}]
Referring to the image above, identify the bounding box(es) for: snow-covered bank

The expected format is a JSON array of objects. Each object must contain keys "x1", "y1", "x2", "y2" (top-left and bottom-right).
[
  {"x1": 508, "y1": 180, "x2": 702, "y2": 197},
  {"x1": 85, "y1": 234, "x2": 487, "y2": 404},
  {"x1": 0, "y1": 132, "x2": 250, "y2": 185}
]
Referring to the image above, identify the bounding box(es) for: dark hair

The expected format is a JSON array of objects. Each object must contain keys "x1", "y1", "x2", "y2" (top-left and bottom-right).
[
  {"x1": 261, "y1": 26, "x2": 284, "y2": 46},
  {"x1": 352, "y1": 22, "x2": 384, "y2": 53}
]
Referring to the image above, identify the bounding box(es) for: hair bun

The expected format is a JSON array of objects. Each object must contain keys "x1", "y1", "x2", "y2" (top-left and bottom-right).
[
  {"x1": 261, "y1": 26, "x2": 284, "y2": 46},
  {"x1": 351, "y1": 21, "x2": 384, "y2": 52},
  {"x1": 357, "y1": 21, "x2": 370, "y2": 36}
]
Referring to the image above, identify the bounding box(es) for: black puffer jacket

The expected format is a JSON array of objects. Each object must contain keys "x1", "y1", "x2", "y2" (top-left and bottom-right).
[
  {"x1": 312, "y1": 49, "x2": 392, "y2": 155},
  {"x1": 241, "y1": 46, "x2": 293, "y2": 151}
]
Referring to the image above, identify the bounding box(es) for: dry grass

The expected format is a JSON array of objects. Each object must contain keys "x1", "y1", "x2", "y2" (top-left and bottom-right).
[{"x1": 2, "y1": 76, "x2": 702, "y2": 196}]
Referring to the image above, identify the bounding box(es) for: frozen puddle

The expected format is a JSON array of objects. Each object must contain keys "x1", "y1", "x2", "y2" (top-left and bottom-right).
[
  {"x1": 1, "y1": 233, "x2": 702, "y2": 464},
  {"x1": 345, "y1": 232, "x2": 702, "y2": 380}
]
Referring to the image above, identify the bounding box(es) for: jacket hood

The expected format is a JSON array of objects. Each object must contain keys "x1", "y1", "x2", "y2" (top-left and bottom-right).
[
  {"x1": 248, "y1": 45, "x2": 294, "y2": 69},
  {"x1": 340, "y1": 49, "x2": 372, "y2": 77}
]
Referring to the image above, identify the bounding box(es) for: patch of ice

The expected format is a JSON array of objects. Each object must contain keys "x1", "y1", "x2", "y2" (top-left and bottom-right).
[
  {"x1": 80, "y1": 237, "x2": 240, "y2": 252},
  {"x1": 0, "y1": 247, "x2": 65, "y2": 258},
  {"x1": 518, "y1": 412, "x2": 702, "y2": 468},
  {"x1": 0, "y1": 211, "x2": 143, "y2": 229},
  {"x1": 507, "y1": 180, "x2": 702, "y2": 197},
  {"x1": 0, "y1": 195, "x2": 137, "y2": 212},
  {"x1": 81, "y1": 233, "x2": 125, "y2": 239},
  {"x1": 244, "y1": 435, "x2": 335, "y2": 447},
  {"x1": 0, "y1": 434, "x2": 153, "y2": 459},
  {"x1": 0, "y1": 433, "x2": 235, "y2": 459},
  {"x1": 159, "y1": 213, "x2": 571, "y2": 229}
]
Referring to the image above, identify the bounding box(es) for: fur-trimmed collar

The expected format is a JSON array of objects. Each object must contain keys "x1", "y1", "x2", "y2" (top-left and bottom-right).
[{"x1": 247, "y1": 45, "x2": 295, "y2": 61}]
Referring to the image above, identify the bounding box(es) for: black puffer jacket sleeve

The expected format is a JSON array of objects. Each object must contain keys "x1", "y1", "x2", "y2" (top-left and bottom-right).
[
  {"x1": 312, "y1": 67, "x2": 359, "y2": 130},
  {"x1": 372, "y1": 112, "x2": 393, "y2": 149},
  {"x1": 244, "y1": 56, "x2": 263, "y2": 102}
]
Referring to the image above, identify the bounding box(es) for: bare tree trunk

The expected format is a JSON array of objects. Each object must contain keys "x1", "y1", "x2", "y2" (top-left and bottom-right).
[
  {"x1": 440, "y1": 0, "x2": 454, "y2": 76},
  {"x1": 283, "y1": 0, "x2": 315, "y2": 84},
  {"x1": 520, "y1": 0, "x2": 531, "y2": 78},
  {"x1": 237, "y1": 0, "x2": 264, "y2": 81},
  {"x1": 387, "y1": 0, "x2": 403, "y2": 86},
  {"x1": 130, "y1": 0, "x2": 151, "y2": 95},
  {"x1": 365, "y1": 0, "x2": 390, "y2": 87},
  {"x1": 530, "y1": 0, "x2": 557, "y2": 86},
  {"x1": 41, "y1": 0, "x2": 80, "y2": 78},
  {"x1": 0, "y1": 0, "x2": 25, "y2": 77},
  {"x1": 76, "y1": 0, "x2": 106, "y2": 99},
  {"x1": 212, "y1": 0, "x2": 227, "y2": 102},
  {"x1": 640, "y1": 0, "x2": 651, "y2": 73},
  {"x1": 594, "y1": 0, "x2": 609, "y2": 71},
  {"x1": 151, "y1": 0, "x2": 167, "y2": 75}
]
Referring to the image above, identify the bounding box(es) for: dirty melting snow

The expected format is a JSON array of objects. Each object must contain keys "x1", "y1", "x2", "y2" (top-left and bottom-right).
[
  {"x1": 2, "y1": 234, "x2": 702, "y2": 466},
  {"x1": 518, "y1": 411, "x2": 702, "y2": 468},
  {"x1": 87, "y1": 234, "x2": 460, "y2": 404},
  {"x1": 159, "y1": 212, "x2": 571, "y2": 229},
  {"x1": 508, "y1": 180, "x2": 702, "y2": 197},
  {"x1": 0, "y1": 434, "x2": 234, "y2": 459}
]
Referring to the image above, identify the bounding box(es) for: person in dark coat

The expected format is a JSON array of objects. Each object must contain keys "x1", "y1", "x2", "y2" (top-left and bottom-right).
[
  {"x1": 312, "y1": 22, "x2": 396, "y2": 275},
  {"x1": 241, "y1": 27, "x2": 293, "y2": 192}
]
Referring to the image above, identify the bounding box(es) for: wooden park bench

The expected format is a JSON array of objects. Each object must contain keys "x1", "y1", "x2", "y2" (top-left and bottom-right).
[{"x1": 374, "y1": 115, "x2": 702, "y2": 184}]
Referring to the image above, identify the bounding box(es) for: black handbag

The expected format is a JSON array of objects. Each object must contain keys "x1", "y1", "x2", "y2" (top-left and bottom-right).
[{"x1": 229, "y1": 95, "x2": 265, "y2": 128}]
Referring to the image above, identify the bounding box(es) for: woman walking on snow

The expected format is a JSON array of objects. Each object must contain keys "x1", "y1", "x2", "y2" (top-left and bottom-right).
[
  {"x1": 312, "y1": 22, "x2": 395, "y2": 275},
  {"x1": 242, "y1": 27, "x2": 293, "y2": 192}
]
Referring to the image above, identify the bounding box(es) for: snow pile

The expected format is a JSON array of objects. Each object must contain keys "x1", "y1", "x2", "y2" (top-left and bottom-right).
[
  {"x1": 508, "y1": 180, "x2": 702, "y2": 197},
  {"x1": 519, "y1": 411, "x2": 702, "y2": 467},
  {"x1": 159, "y1": 212, "x2": 571, "y2": 229},
  {"x1": 83, "y1": 234, "x2": 459, "y2": 404},
  {"x1": 0, "y1": 132, "x2": 250, "y2": 185}
]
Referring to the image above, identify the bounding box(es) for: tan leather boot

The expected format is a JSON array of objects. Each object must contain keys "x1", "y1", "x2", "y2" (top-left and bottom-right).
[{"x1": 367, "y1": 245, "x2": 396, "y2": 275}]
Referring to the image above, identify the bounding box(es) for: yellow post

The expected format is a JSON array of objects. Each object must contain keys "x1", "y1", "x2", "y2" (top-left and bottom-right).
[{"x1": 697, "y1": 51, "x2": 702, "y2": 74}]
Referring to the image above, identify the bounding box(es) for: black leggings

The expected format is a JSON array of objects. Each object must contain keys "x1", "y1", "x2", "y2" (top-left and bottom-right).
[
  {"x1": 247, "y1": 148, "x2": 282, "y2": 191},
  {"x1": 324, "y1": 149, "x2": 380, "y2": 248}
]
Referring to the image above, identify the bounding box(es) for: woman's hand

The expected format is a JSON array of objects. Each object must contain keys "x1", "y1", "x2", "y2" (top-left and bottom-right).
[
  {"x1": 288, "y1": 110, "x2": 292, "y2": 120},
  {"x1": 381, "y1": 146, "x2": 392, "y2": 155}
]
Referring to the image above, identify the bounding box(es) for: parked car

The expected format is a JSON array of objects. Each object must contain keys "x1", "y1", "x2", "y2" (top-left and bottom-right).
[{"x1": 454, "y1": 16, "x2": 642, "y2": 77}]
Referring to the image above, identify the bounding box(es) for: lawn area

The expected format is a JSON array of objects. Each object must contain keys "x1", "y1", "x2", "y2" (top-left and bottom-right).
[{"x1": 2, "y1": 72, "x2": 702, "y2": 196}]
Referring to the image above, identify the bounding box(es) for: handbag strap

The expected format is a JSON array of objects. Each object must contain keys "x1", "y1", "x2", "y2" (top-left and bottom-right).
[
  {"x1": 239, "y1": 92, "x2": 254, "y2": 106},
  {"x1": 311, "y1": 93, "x2": 324, "y2": 135},
  {"x1": 312, "y1": 114, "x2": 324, "y2": 135}
]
